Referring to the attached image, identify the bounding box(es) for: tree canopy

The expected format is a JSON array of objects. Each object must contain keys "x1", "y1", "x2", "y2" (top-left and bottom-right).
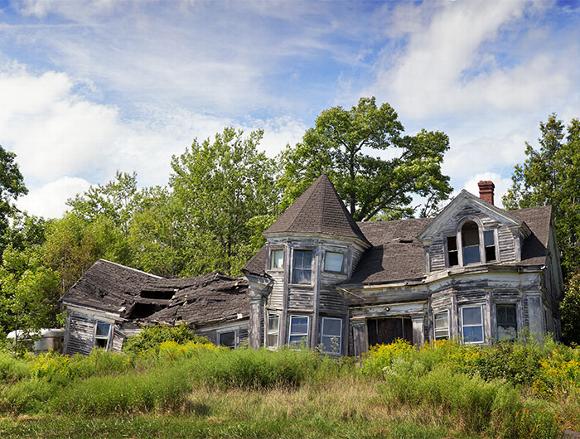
[{"x1": 279, "y1": 97, "x2": 452, "y2": 221}]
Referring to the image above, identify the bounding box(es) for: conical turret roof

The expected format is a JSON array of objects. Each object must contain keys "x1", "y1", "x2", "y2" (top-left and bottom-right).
[{"x1": 265, "y1": 175, "x2": 370, "y2": 245}]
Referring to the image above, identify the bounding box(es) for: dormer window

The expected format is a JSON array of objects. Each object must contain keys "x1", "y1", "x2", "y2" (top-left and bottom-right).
[
  {"x1": 461, "y1": 221, "x2": 481, "y2": 265},
  {"x1": 484, "y1": 230, "x2": 497, "y2": 262},
  {"x1": 446, "y1": 221, "x2": 498, "y2": 268}
]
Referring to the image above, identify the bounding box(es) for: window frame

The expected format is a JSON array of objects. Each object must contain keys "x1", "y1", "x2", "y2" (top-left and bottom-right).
[
  {"x1": 266, "y1": 312, "x2": 280, "y2": 349},
  {"x1": 288, "y1": 315, "x2": 310, "y2": 347},
  {"x1": 269, "y1": 248, "x2": 285, "y2": 271},
  {"x1": 495, "y1": 303, "x2": 518, "y2": 341},
  {"x1": 320, "y1": 317, "x2": 343, "y2": 355},
  {"x1": 323, "y1": 251, "x2": 345, "y2": 274},
  {"x1": 460, "y1": 304, "x2": 485, "y2": 344},
  {"x1": 93, "y1": 321, "x2": 112, "y2": 350},
  {"x1": 217, "y1": 329, "x2": 238, "y2": 349},
  {"x1": 290, "y1": 248, "x2": 314, "y2": 286},
  {"x1": 433, "y1": 309, "x2": 450, "y2": 340},
  {"x1": 446, "y1": 236, "x2": 459, "y2": 267},
  {"x1": 484, "y1": 229, "x2": 498, "y2": 262}
]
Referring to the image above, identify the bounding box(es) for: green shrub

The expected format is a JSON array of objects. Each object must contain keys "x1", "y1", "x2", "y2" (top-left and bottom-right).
[
  {"x1": 0, "y1": 379, "x2": 57, "y2": 413},
  {"x1": 0, "y1": 350, "x2": 31, "y2": 383},
  {"x1": 123, "y1": 324, "x2": 208, "y2": 356},
  {"x1": 380, "y1": 359, "x2": 559, "y2": 438},
  {"x1": 48, "y1": 362, "x2": 191, "y2": 415},
  {"x1": 188, "y1": 347, "x2": 335, "y2": 389},
  {"x1": 30, "y1": 349, "x2": 133, "y2": 384},
  {"x1": 360, "y1": 339, "x2": 415, "y2": 375}
]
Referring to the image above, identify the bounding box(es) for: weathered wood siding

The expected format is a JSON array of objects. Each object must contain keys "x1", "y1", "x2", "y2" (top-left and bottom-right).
[{"x1": 65, "y1": 313, "x2": 96, "y2": 355}]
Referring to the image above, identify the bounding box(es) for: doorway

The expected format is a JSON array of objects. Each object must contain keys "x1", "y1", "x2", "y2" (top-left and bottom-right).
[{"x1": 367, "y1": 317, "x2": 413, "y2": 346}]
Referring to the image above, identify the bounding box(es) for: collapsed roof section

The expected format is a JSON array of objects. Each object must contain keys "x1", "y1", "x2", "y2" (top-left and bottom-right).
[{"x1": 61, "y1": 260, "x2": 249, "y2": 327}]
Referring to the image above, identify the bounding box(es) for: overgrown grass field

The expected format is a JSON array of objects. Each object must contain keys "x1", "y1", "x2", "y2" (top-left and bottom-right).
[{"x1": 0, "y1": 336, "x2": 578, "y2": 438}]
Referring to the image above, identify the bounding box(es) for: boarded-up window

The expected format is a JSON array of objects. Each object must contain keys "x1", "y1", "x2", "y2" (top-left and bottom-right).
[
  {"x1": 321, "y1": 317, "x2": 342, "y2": 354},
  {"x1": 496, "y1": 304, "x2": 517, "y2": 341},
  {"x1": 292, "y1": 250, "x2": 312, "y2": 284}
]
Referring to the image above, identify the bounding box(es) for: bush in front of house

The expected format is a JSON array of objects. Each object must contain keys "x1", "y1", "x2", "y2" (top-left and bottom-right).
[{"x1": 122, "y1": 324, "x2": 209, "y2": 356}]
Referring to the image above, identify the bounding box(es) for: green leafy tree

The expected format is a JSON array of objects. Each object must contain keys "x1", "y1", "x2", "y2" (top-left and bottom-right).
[
  {"x1": 128, "y1": 186, "x2": 186, "y2": 277},
  {"x1": 560, "y1": 273, "x2": 580, "y2": 345},
  {"x1": 279, "y1": 97, "x2": 452, "y2": 220},
  {"x1": 503, "y1": 115, "x2": 579, "y2": 278},
  {"x1": 170, "y1": 127, "x2": 280, "y2": 275},
  {"x1": 67, "y1": 171, "x2": 139, "y2": 234},
  {"x1": 42, "y1": 213, "x2": 130, "y2": 292},
  {"x1": 0, "y1": 245, "x2": 60, "y2": 338},
  {"x1": 0, "y1": 146, "x2": 28, "y2": 252}
]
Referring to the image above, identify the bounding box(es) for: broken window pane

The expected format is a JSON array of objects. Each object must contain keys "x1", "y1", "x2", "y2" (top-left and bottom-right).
[{"x1": 219, "y1": 331, "x2": 236, "y2": 348}]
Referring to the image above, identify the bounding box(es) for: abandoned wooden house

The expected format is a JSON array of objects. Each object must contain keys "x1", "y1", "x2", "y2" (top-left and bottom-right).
[{"x1": 61, "y1": 175, "x2": 563, "y2": 356}]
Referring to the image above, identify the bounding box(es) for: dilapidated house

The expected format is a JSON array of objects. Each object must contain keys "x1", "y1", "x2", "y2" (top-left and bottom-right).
[{"x1": 61, "y1": 175, "x2": 562, "y2": 356}]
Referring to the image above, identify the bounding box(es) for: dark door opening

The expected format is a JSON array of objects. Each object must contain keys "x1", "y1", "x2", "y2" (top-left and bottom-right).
[{"x1": 367, "y1": 317, "x2": 413, "y2": 346}]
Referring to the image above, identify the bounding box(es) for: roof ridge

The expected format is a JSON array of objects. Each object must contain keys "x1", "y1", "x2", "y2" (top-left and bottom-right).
[{"x1": 98, "y1": 259, "x2": 164, "y2": 279}]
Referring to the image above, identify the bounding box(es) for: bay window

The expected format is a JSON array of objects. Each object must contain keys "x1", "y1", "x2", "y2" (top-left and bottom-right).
[
  {"x1": 434, "y1": 310, "x2": 450, "y2": 340},
  {"x1": 288, "y1": 315, "x2": 309, "y2": 346},
  {"x1": 324, "y1": 251, "x2": 344, "y2": 273},
  {"x1": 496, "y1": 304, "x2": 517, "y2": 341},
  {"x1": 292, "y1": 250, "x2": 312, "y2": 284},
  {"x1": 270, "y1": 248, "x2": 284, "y2": 270},
  {"x1": 266, "y1": 313, "x2": 280, "y2": 348}
]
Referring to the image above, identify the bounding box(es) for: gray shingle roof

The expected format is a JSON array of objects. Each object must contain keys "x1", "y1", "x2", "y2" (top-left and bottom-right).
[{"x1": 265, "y1": 175, "x2": 370, "y2": 245}]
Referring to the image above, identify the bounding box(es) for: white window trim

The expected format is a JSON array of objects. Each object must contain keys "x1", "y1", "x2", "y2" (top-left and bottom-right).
[
  {"x1": 266, "y1": 312, "x2": 280, "y2": 349},
  {"x1": 268, "y1": 248, "x2": 285, "y2": 271},
  {"x1": 323, "y1": 251, "x2": 345, "y2": 274},
  {"x1": 289, "y1": 248, "x2": 314, "y2": 287},
  {"x1": 93, "y1": 321, "x2": 112, "y2": 350},
  {"x1": 288, "y1": 315, "x2": 310, "y2": 346},
  {"x1": 433, "y1": 309, "x2": 450, "y2": 340},
  {"x1": 320, "y1": 317, "x2": 343, "y2": 355},
  {"x1": 461, "y1": 304, "x2": 485, "y2": 344},
  {"x1": 217, "y1": 329, "x2": 239, "y2": 348}
]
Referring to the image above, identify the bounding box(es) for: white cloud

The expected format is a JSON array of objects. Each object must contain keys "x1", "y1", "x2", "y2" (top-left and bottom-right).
[
  {"x1": 16, "y1": 176, "x2": 92, "y2": 218},
  {"x1": 0, "y1": 65, "x2": 306, "y2": 217},
  {"x1": 370, "y1": 0, "x2": 576, "y2": 119}
]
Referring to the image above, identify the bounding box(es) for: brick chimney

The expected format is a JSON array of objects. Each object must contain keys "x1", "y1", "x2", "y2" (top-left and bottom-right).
[{"x1": 478, "y1": 180, "x2": 495, "y2": 205}]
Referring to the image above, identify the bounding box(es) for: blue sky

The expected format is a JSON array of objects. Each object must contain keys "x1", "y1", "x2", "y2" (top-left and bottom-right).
[{"x1": 0, "y1": 0, "x2": 578, "y2": 217}]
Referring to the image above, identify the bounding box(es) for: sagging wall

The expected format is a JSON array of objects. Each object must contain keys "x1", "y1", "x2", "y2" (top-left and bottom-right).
[{"x1": 63, "y1": 307, "x2": 124, "y2": 355}]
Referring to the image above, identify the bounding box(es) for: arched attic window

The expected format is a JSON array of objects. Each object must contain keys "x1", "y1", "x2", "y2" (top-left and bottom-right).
[
  {"x1": 461, "y1": 221, "x2": 481, "y2": 265},
  {"x1": 446, "y1": 220, "x2": 497, "y2": 267}
]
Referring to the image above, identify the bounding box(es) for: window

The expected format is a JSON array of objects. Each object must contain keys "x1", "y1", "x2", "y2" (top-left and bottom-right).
[
  {"x1": 321, "y1": 317, "x2": 342, "y2": 354},
  {"x1": 447, "y1": 236, "x2": 459, "y2": 267},
  {"x1": 270, "y1": 249, "x2": 284, "y2": 270},
  {"x1": 461, "y1": 305, "x2": 485, "y2": 343},
  {"x1": 292, "y1": 250, "x2": 312, "y2": 284},
  {"x1": 288, "y1": 315, "x2": 309, "y2": 346},
  {"x1": 484, "y1": 230, "x2": 497, "y2": 262},
  {"x1": 94, "y1": 322, "x2": 111, "y2": 349},
  {"x1": 324, "y1": 251, "x2": 344, "y2": 273},
  {"x1": 461, "y1": 221, "x2": 481, "y2": 265},
  {"x1": 218, "y1": 330, "x2": 237, "y2": 348},
  {"x1": 434, "y1": 310, "x2": 450, "y2": 340},
  {"x1": 266, "y1": 314, "x2": 280, "y2": 348},
  {"x1": 496, "y1": 304, "x2": 517, "y2": 341}
]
